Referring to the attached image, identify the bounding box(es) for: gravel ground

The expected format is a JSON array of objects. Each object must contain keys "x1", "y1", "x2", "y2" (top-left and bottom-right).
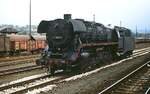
[
  {"x1": 0, "y1": 68, "x2": 46, "y2": 85},
  {"x1": 44, "y1": 53, "x2": 150, "y2": 94},
  {"x1": 135, "y1": 42, "x2": 150, "y2": 49},
  {"x1": 0, "y1": 62, "x2": 35, "y2": 71}
]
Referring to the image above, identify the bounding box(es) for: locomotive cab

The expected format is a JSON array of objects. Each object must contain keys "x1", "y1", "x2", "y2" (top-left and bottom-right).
[{"x1": 115, "y1": 26, "x2": 135, "y2": 56}]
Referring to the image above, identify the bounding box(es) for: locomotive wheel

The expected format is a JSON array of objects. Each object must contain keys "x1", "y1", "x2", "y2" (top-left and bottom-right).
[
  {"x1": 47, "y1": 66, "x2": 55, "y2": 75},
  {"x1": 121, "y1": 51, "x2": 133, "y2": 58},
  {"x1": 77, "y1": 57, "x2": 92, "y2": 73}
]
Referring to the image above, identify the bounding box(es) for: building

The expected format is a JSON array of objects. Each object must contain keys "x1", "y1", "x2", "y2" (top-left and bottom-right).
[{"x1": 0, "y1": 27, "x2": 18, "y2": 35}]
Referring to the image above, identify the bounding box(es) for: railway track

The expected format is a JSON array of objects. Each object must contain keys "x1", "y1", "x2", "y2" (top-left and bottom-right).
[
  {"x1": 133, "y1": 47, "x2": 150, "y2": 53},
  {"x1": 0, "y1": 47, "x2": 149, "y2": 94},
  {"x1": 98, "y1": 61, "x2": 150, "y2": 94},
  {"x1": 0, "y1": 71, "x2": 70, "y2": 94},
  {"x1": 0, "y1": 65, "x2": 42, "y2": 76},
  {"x1": 0, "y1": 45, "x2": 149, "y2": 67},
  {"x1": 0, "y1": 47, "x2": 150, "y2": 79},
  {"x1": 0, "y1": 57, "x2": 38, "y2": 68},
  {"x1": 0, "y1": 46, "x2": 149, "y2": 68},
  {"x1": 0, "y1": 54, "x2": 39, "y2": 63},
  {"x1": 0, "y1": 47, "x2": 148, "y2": 76},
  {"x1": 145, "y1": 87, "x2": 150, "y2": 94},
  {"x1": 132, "y1": 47, "x2": 150, "y2": 56},
  {"x1": 0, "y1": 53, "x2": 40, "y2": 68}
]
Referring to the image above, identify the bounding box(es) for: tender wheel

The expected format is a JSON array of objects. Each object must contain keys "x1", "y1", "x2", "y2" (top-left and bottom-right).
[
  {"x1": 47, "y1": 66, "x2": 55, "y2": 75},
  {"x1": 77, "y1": 57, "x2": 92, "y2": 73}
]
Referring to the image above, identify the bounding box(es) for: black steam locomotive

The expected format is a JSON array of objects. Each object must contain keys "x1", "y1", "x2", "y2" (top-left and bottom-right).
[{"x1": 36, "y1": 14, "x2": 134, "y2": 75}]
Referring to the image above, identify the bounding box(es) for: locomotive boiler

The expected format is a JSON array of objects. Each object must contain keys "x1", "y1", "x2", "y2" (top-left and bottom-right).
[{"x1": 36, "y1": 14, "x2": 134, "y2": 75}]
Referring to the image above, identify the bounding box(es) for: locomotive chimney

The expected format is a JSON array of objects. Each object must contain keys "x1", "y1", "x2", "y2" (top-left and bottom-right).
[{"x1": 64, "y1": 14, "x2": 72, "y2": 20}]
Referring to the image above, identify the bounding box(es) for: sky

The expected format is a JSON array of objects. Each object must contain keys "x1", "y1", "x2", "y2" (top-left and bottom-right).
[{"x1": 0, "y1": 0, "x2": 150, "y2": 32}]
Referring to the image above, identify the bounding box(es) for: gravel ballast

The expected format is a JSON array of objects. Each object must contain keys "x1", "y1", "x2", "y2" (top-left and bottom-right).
[{"x1": 44, "y1": 52, "x2": 150, "y2": 94}]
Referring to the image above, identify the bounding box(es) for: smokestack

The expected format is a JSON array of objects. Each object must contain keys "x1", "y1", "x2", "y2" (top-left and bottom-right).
[{"x1": 64, "y1": 14, "x2": 72, "y2": 20}]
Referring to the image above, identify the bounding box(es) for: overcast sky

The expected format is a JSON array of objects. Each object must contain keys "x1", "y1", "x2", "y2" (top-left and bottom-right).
[{"x1": 0, "y1": 0, "x2": 150, "y2": 31}]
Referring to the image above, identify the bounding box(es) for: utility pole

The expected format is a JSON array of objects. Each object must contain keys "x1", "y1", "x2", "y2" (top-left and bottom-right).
[
  {"x1": 145, "y1": 28, "x2": 147, "y2": 39},
  {"x1": 29, "y1": 0, "x2": 31, "y2": 37},
  {"x1": 92, "y1": 14, "x2": 96, "y2": 32},
  {"x1": 29, "y1": 0, "x2": 35, "y2": 54},
  {"x1": 29, "y1": 0, "x2": 35, "y2": 39},
  {"x1": 136, "y1": 25, "x2": 138, "y2": 38},
  {"x1": 93, "y1": 14, "x2": 95, "y2": 23},
  {"x1": 120, "y1": 21, "x2": 122, "y2": 27}
]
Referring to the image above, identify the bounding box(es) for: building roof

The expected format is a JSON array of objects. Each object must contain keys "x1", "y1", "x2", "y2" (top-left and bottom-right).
[{"x1": 0, "y1": 27, "x2": 18, "y2": 34}]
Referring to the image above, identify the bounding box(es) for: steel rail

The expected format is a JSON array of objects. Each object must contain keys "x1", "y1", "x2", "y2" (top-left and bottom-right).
[
  {"x1": 145, "y1": 87, "x2": 150, "y2": 94},
  {"x1": 98, "y1": 60, "x2": 150, "y2": 94},
  {"x1": 0, "y1": 65, "x2": 43, "y2": 76}
]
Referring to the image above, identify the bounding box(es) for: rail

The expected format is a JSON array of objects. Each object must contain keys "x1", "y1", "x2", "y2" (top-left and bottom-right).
[
  {"x1": 145, "y1": 87, "x2": 150, "y2": 94},
  {"x1": 98, "y1": 60, "x2": 150, "y2": 94}
]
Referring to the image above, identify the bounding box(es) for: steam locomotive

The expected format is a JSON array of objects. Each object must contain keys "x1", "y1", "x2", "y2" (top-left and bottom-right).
[{"x1": 36, "y1": 14, "x2": 135, "y2": 75}]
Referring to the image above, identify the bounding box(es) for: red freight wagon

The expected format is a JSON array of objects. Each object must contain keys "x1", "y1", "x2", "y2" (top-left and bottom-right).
[{"x1": 0, "y1": 34, "x2": 46, "y2": 56}]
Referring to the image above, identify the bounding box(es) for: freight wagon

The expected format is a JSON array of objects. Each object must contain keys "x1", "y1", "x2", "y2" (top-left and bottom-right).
[
  {"x1": 0, "y1": 35, "x2": 10, "y2": 55},
  {"x1": 0, "y1": 34, "x2": 46, "y2": 56}
]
